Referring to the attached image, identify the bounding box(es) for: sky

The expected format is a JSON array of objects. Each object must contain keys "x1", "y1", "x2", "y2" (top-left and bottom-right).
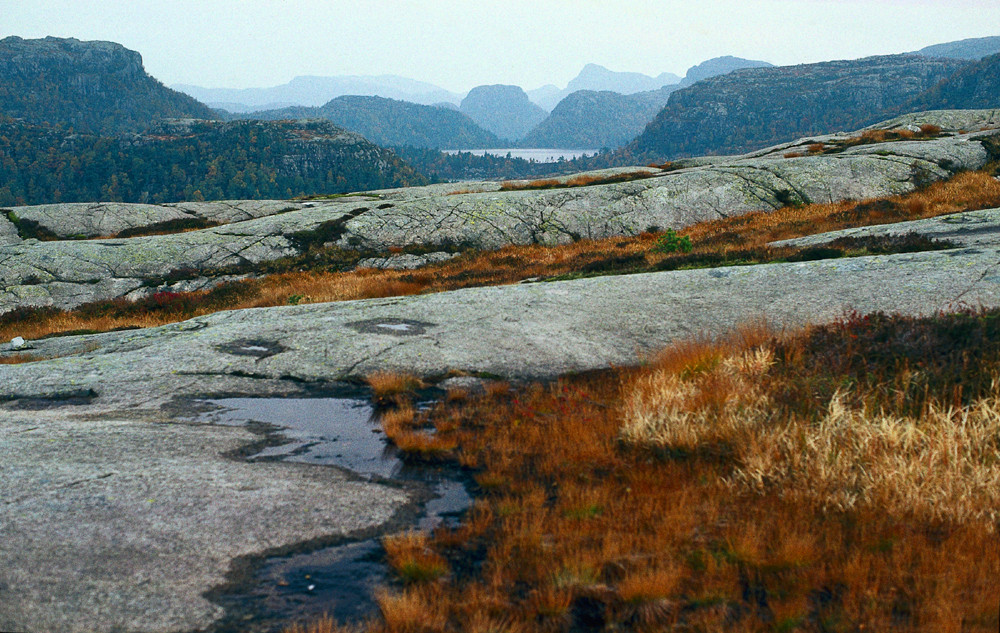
[{"x1": 2, "y1": 0, "x2": 999, "y2": 93}]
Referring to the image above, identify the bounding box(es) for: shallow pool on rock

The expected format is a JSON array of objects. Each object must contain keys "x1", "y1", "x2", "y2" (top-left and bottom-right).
[{"x1": 187, "y1": 396, "x2": 473, "y2": 633}]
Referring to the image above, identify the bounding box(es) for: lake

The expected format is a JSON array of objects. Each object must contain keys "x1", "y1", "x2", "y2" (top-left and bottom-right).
[{"x1": 443, "y1": 148, "x2": 600, "y2": 163}]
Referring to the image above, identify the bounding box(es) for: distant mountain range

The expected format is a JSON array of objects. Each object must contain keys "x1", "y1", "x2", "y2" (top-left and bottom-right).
[
  {"x1": 236, "y1": 95, "x2": 501, "y2": 149},
  {"x1": 914, "y1": 35, "x2": 1000, "y2": 61},
  {"x1": 521, "y1": 87, "x2": 677, "y2": 149},
  {"x1": 520, "y1": 57, "x2": 773, "y2": 149},
  {"x1": 174, "y1": 74, "x2": 463, "y2": 111},
  {"x1": 0, "y1": 35, "x2": 216, "y2": 134}
]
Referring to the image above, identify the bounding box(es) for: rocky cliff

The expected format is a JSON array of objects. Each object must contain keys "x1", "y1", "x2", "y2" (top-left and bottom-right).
[
  {"x1": 630, "y1": 55, "x2": 968, "y2": 160},
  {"x1": 903, "y1": 53, "x2": 1000, "y2": 113},
  {"x1": 0, "y1": 36, "x2": 217, "y2": 134}
]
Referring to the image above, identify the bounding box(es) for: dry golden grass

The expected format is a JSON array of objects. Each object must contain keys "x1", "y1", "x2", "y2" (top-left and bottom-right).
[
  {"x1": 498, "y1": 171, "x2": 655, "y2": 191},
  {"x1": 0, "y1": 354, "x2": 44, "y2": 364},
  {"x1": 383, "y1": 531, "x2": 449, "y2": 583},
  {"x1": 731, "y1": 391, "x2": 1000, "y2": 525},
  {"x1": 365, "y1": 371, "x2": 424, "y2": 406},
  {"x1": 6, "y1": 170, "x2": 1000, "y2": 350},
  {"x1": 300, "y1": 311, "x2": 1000, "y2": 633}
]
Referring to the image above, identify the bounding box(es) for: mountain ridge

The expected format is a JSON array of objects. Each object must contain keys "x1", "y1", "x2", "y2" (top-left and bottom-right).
[{"x1": 0, "y1": 35, "x2": 217, "y2": 134}]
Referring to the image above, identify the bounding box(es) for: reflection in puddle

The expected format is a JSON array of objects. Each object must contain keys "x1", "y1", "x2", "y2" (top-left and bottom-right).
[
  {"x1": 197, "y1": 397, "x2": 401, "y2": 478},
  {"x1": 192, "y1": 397, "x2": 472, "y2": 632}
]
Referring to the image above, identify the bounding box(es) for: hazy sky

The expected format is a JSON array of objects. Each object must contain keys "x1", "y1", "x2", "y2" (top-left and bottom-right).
[{"x1": 2, "y1": 0, "x2": 999, "y2": 92}]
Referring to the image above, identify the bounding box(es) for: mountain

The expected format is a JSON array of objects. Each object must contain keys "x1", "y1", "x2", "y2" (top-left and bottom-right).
[
  {"x1": 904, "y1": 53, "x2": 1000, "y2": 112},
  {"x1": 629, "y1": 55, "x2": 969, "y2": 160},
  {"x1": 0, "y1": 36, "x2": 216, "y2": 134},
  {"x1": 174, "y1": 75, "x2": 462, "y2": 111},
  {"x1": 520, "y1": 86, "x2": 679, "y2": 149},
  {"x1": 679, "y1": 56, "x2": 774, "y2": 86},
  {"x1": 460, "y1": 85, "x2": 548, "y2": 142},
  {"x1": 565, "y1": 63, "x2": 681, "y2": 95},
  {"x1": 0, "y1": 117, "x2": 425, "y2": 206},
  {"x1": 914, "y1": 35, "x2": 1000, "y2": 61},
  {"x1": 236, "y1": 95, "x2": 501, "y2": 149},
  {"x1": 522, "y1": 56, "x2": 774, "y2": 149},
  {"x1": 527, "y1": 84, "x2": 564, "y2": 111},
  {"x1": 528, "y1": 64, "x2": 682, "y2": 111}
]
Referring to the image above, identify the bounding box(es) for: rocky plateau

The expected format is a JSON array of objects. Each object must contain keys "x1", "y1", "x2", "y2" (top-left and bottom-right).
[{"x1": 3, "y1": 110, "x2": 1000, "y2": 633}]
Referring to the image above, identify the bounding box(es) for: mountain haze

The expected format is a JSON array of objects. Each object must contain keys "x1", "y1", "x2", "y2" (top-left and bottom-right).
[
  {"x1": 914, "y1": 35, "x2": 1000, "y2": 61},
  {"x1": 460, "y1": 85, "x2": 548, "y2": 142},
  {"x1": 679, "y1": 56, "x2": 773, "y2": 86},
  {"x1": 236, "y1": 95, "x2": 501, "y2": 149},
  {"x1": 174, "y1": 74, "x2": 463, "y2": 112},
  {"x1": 0, "y1": 36, "x2": 216, "y2": 134},
  {"x1": 521, "y1": 56, "x2": 772, "y2": 150}
]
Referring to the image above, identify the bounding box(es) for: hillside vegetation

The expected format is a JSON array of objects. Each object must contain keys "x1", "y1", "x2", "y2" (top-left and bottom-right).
[
  {"x1": 0, "y1": 36, "x2": 217, "y2": 134},
  {"x1": 520, "y1": 87, "x2": 677, "y2": 149},
  {"x1": 0, "y1": 117, "x2": 425, "y2": 206}
]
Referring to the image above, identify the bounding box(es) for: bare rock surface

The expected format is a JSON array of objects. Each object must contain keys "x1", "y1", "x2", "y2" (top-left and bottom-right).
[
  {"x1": 865, "y1": 108, "x2": 1000, "y2": 133},
  {"x1": 0, "y1": 405, "x2": 409, "y2": 633},
  {"x1": 4, "y1": 200, "x2": 306, "y2": 239},
  {"x1": 4, "y1": 208, "x2": 1000, "y2": 632},
  {"x1": 0, "y1": 213, "x2": 20, "y2": 246},
  {"x1": 1, "y1": 122, "x2": 996, "y2": 315},
  {"x1": 775, "y1": 206, "x2": 1000, "y2": 249}
]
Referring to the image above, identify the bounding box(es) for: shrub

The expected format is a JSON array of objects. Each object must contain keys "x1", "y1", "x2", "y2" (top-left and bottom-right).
[{"x1": 652, "y1": 229, "x2": 692, "y2": 254}]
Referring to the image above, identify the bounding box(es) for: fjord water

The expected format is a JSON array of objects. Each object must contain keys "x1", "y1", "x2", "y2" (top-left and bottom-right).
[
  {"x1": 188, "y1": 397, "x2": 473, "y2": 632},
  {"x1": 443, "y1": 148, "x2": 599, "y2": 162}
]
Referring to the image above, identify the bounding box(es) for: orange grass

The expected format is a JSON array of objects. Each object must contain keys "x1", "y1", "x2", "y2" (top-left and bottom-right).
[
  {"x1": 5, "y1": 171, "x2": 1000, "y2": 348},
  {"x1": 383, "y1": 531, "x2": 449, "y2": 583},
  {"x1": 499, "y1": 171, "x2": 656, "y2": 191},
  {"x1": 291, "y1": 312, "x2": 1000, "y2": 633},
  {"x1": 365, "y1": 371, "x2": 425, "y2": 406}
]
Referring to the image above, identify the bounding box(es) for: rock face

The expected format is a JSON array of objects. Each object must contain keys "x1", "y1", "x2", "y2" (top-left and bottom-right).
[
  {"x1": 630, "y1": 55, "x2": 969, "y2": 159},
  {"x1": 903, "y1": 53, "x2": 1000, "y2": 113},
  {"x1": 460, "y1": 85, "x2": 548, "y2": 142},
  {"x1": 2, "y1": 120, "x2": 995, "y2": 314},
  {"x1": 240, "y1": 95, "x2": 502, "y2": 149},
  {"x1": 0, "y1": 36, "x2": 217, "y2": 134},
  {"x1": 565, "y1": 63, "x2": 681, "y2": 95}
]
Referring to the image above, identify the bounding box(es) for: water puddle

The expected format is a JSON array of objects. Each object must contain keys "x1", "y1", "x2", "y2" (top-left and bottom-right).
[{"x1": 189, "y1": 396, "x2": 472, "y2": 632}]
